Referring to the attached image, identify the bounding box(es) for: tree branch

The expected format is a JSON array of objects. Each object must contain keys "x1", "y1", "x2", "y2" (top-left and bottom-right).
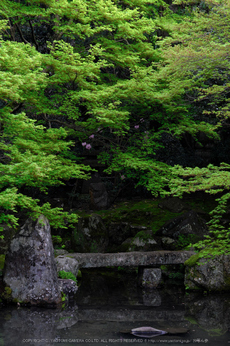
[
  {"x1": 9, "y1": 19, "x2": 16, "y2": 41},
  {"x1": 11, "y1": 103, "x2": 23, "y2": 114},
  {"x1": 15, "y1": 23, "x2": 30, "y2": 45},
  {"x1": 29, "y1": 20, "x2": 39, "y2": 51}
]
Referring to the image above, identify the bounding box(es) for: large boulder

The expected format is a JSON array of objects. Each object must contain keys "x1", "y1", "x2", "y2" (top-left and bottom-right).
[
  {"x1": 71, "y1": 214, "x2": 109, "y2": 252},
  {"x1": 156, "y1": 210, "x2": 208, "y2": 249},
  {"x1": 184, "y1": 254, "x2": 230, "y2": 291},
  {"x1": 3, "y1": 215, "x2": 62, "y2": 307}
]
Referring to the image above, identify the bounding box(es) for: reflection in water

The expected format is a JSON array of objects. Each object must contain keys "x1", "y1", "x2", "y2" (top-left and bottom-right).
[
  {"x1": 0, "y1": 270, "x2": 230, "y2": 345},
  {"x1": 0, "y1": 305, "x2": 78, "y2": 346},
  {"x1": 185, "y1": 293, "x2": 230, "y2": 337}
]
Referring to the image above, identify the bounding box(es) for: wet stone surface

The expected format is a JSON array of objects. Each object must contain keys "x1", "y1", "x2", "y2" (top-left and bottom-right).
[
  {"x1": 3, "y1": 215, "x2": 62, "y2": 307},
  {"x1": 141, "y1": 268, "x2": 162, "y2": 289},
  {"x1": 65, "y1": 250, "x2": 195, "y2": 268}
]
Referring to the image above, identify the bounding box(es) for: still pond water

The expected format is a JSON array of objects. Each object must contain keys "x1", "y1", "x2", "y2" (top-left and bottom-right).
[{"x1": 0, "y1": 269, "x2": 230, "y2": 346}]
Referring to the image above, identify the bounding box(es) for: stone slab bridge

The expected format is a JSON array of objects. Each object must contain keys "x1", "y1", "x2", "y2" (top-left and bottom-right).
[
  {"x1": 65, "y1": 250, "x2": 195, "y2": 268},
  {"x1": 56, "y1": 250, "x2": 195, "y2": 288}
]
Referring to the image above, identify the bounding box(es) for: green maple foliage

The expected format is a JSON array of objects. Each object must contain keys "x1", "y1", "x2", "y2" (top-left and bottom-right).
[
  {"x1": 0, "y1": 0, "x2": 177, "y2": 230},
  {"x1": 162, "y1": 0, "x2": 230, "y2": 256},
  {"x1": 0, "y1": 0, "x2": 230, "y2": 260},
  {"x1": 0, "y1": 18, "x2": 92, "y2": 229}
]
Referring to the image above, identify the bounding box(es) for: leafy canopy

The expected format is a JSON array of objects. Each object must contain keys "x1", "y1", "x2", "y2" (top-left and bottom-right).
[
  {"x1": 0, "y1": 0, "x2": 230, "y2": 260},
  {"x1": 162, "y1": 0, "x2": 230, "y2": 257}
]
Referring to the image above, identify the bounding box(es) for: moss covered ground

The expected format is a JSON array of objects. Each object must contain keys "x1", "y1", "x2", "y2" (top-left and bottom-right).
[
  {"x1": 101, "y1": 199, "x2": 182, "y2": 233},
  {"x1": 77, "y1": 195, "x2": 217, "y2": 235},
  {"x1": 77, "y1": 199, "x2": 181, "y2": 233}
]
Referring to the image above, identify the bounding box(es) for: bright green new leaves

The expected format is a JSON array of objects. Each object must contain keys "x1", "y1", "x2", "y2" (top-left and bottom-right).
[
  {"x1": 0, "y1": 110, "x2": 91, "y2": 188},
  {"x1": 0, "y1": 109, "x2": 91, "y2": 228},
  {"x1": 169, "y1": 163, "x2": 230, "y2": 196},
  {"x1": 103, "y1": 149, "x2": 172, "y2": 197},
  {"x1": 189, "y1": 193, "x2": 230, "y2": 258},
  {"x1": 153, "y1": 0, "x2": 230, "y2": 257},
  {"x1": 169, "y1": 161, "x2": 230, "y2": 257},
  {"x1": 158, "y1": 0, "x2": 230, "y2": 127},
  {"x1": 0, "y1": 187, "x2": 79, "y2": 229},
  {"x1": 1, "y1": 0, "x2": 230, "y2": 247},
  {"x1": 0, "y1": 40, "x2": 46, "y2": 103},
  {"x1": 0, "y1": 25, "x2": 92, "y2": 228}
]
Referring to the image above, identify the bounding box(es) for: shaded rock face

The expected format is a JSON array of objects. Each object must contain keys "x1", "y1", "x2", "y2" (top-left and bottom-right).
[
  {"x1": 89, "y1": 182, "x2": 109, "y2": 210},
  {"x1": 109, "y1": 223, "x2": 159, "y2": 251},
  {"x1": 81, "y1": 172, "x2": 102, "y2": 194},
  {"x1": 108, "y1": 222, "x2": 137, "y2": 246},
  {"x1": 79, "y1": 173, "x2": 109, "y2": 210},
  {"x1": 158, "y1": 197, "x2": 188, "y2": 213},
  {"x1": 3, "y1": 215, "x2": 62, "y2": 307},
  {"x1": 71, "y1": 214, "x2": 109, "y2": 253},
  {"x1": 156, "y1": 210, "x2": 208, "y2": 241},
  {"x1": 185, "y1": 255, "x2": 230, "y2": 291},
  {"x1": 108, "y1": 223, "x2": 162, "y2": 252}
]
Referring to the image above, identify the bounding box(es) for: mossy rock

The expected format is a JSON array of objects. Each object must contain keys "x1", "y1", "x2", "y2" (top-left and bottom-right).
[
  {"x1": 128, "y1": 230, "x2": 159, "y2": 251},
  {"x1": 89, "y1": 196, "x2": 212, "y2": 235},
  {"x1": 77, "y1": 270, "x2": 82, "y2": 278},
  {"x1": 74, "y1": 195, "x2": 215, "y2": 253},
  {"x1": 0, "y1": 286, "x2": 13, "y2": 302},
  {"x1": 184, "y1": 253, "x2": 200, "y2": 267},
  {"x1": 185, "y1": 255, "x2": 230, "y2": 291},
  {"x1": 58, "y1": 270, "x2": 77, "y2": 283},
  {"x1": 92, "y1": 199, "x2": 186, "y2": 234},
  {"x1": 134, "y1": 230, "x2": 154, "y2": 241},
  {"x1": 0, "y1": 254, "x2": 5, "y2": 276}
]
